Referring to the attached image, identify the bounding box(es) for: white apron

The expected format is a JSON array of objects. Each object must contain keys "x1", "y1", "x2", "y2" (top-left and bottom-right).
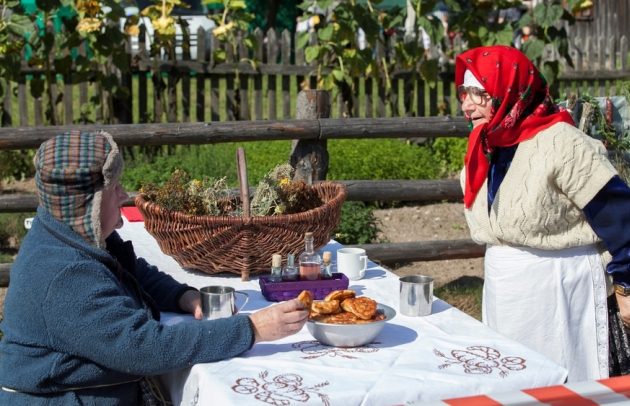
[{"x1": 483, "y1": 244, "x2": 609, "y2": 382}]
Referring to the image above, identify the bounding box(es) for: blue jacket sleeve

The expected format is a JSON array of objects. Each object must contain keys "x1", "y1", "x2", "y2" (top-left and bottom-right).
[
  {"x1": 43, "y1": 262, "x2": 254, "y2": 376},
  {"x1": 134, "y1": 256, "x2": 196, "y2": 313},
  {"x1": 107, "y1": 232, "x2": 196, "y2": 312},
  {"x1": 582, "y1": 175, "x2": 630, "y2": 286}
]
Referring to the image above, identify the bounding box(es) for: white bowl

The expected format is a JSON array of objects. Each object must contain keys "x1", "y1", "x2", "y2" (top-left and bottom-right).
[{"x1": 306, "y1": 303, "x2": 395, "y2": 347}]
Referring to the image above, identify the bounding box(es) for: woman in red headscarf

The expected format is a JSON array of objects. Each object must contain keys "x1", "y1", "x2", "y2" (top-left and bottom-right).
[{"x1": 455, "y1": 45, "x2": 630, "y2": 382}]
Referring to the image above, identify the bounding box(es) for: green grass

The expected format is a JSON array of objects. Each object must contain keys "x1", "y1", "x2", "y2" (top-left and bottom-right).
[{"x1": 435, "y1": 276, "x2": 483, "y2": 321}]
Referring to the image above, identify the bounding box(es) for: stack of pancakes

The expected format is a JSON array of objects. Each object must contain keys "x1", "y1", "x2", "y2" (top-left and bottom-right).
[{"x1": 298, "y1": 289, "x2": 385, "y2": 324}]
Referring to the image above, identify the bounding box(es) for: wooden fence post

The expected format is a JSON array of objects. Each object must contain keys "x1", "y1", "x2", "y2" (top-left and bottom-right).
[{"x1": 291, "y1": 89, "x2": 330, "y2": 183}]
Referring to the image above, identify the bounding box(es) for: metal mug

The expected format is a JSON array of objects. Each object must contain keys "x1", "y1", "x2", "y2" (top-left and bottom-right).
[
  {"x1": 200, "y1": 286, "x2": 249, "y2": 320},
  {"x1": 399, "y1": 275, "x2": 433, "y2": 317}
]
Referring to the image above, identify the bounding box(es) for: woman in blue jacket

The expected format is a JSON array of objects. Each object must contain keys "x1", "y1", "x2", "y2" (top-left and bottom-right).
[{"x1": 0, "y1": 131, "x2": 308, "y2": 405}]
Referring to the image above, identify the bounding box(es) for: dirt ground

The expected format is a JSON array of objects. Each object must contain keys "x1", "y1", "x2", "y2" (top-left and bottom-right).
[
  {"x1": 0, "y1": 201, "x2": 484, "y2": 319},
  {"x1": 373, "y1": 203, "x2": 484, "y2": 287}
]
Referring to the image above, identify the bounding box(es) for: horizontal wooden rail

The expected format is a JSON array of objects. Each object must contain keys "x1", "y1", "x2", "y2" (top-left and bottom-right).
[
  {"x1": 0, "y1": 179, "x2": 462, "y2": 213},
  {"x1": 352, "y1": 240, "x2": 485, "y2": 263},
  {"x1": 0, "y1": 238, "x2": 482, "y2": 288},
  {"x1": 0, "y1": 117, "x2": 469, "y2": 150}
]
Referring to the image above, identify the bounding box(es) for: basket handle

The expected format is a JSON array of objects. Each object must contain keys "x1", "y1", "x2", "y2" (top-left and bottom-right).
[{"x1": 236, "y1": 147, "x2": 250, "y2": 217}]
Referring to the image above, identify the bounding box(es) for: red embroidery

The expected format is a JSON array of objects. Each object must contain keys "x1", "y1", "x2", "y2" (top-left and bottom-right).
[
  {"x1": 232, "y1": 371, "x2": 330, "y2": 405},
  {"x1": 293, "y1": 340, "x2": 380, "y2": 359},
  {"x1": 434, "y1": 345, "x2": 526, "y2": 377}
]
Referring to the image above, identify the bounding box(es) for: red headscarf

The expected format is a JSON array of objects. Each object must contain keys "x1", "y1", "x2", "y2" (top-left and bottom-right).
[{"x1": 455, "y1": 45, "x2": 574, "y2": 208}]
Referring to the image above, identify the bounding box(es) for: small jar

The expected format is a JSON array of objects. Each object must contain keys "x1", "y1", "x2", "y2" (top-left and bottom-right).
[
  {"x1": 269, "y1": 253, "x2": 283, "y2": 282},
  {"x1": 321, "y1": 251, "x2": 333, "y2": 279},
  {"x1": 282, "y1": 253, "x2": 299, "y2": 281}
]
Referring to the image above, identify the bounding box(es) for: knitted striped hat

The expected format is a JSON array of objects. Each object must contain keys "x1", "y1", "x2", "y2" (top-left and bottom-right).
[{"x1": 34, "y1": 131, "x2": 123, "y2": 247}]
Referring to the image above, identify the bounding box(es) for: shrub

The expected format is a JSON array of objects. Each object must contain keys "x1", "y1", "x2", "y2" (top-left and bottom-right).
[
  {"x1": 122, "y1": 138, "x2": 458, "y2": 191},
  {"x1": 327, "y1": 139, "x2": 443, "y2": 180},
  {"x1": 0, "y1": 213, "x2": 33, "y2": 256},
  {"x1": 334, "y1": 202, "x2": 381, "y2": 245},
  {"x1": 122, "y1": 142, "x2": 291, "y2": 190},
  {"x1": 0, "y1": 150, "x2": 35, "y2": 183},
  {"x1": 430, "y1": 138, "x2": 467, "y2": 177}
]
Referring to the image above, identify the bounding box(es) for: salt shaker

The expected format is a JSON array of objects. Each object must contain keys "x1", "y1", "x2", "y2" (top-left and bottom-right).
[
  {"x1": 269, "y1": 253, "x2": 283, "y2": 282},
  {"x1": 282, "y1": 253, "x2": 299, "y2": 281},
  {"x1": 321, "y1": 251, "x2": 333, "y2": 279}
]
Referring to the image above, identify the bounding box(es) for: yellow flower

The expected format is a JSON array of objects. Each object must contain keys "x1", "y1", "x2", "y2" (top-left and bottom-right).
[
  {"x1": 212, "y1": 22, "x2": 234, "y2": 38},
  {"x1": 77, "y1": 18, "x2": 102, "y2": 34},
  {"x1": 77, "y1": 0, "x2": 101, "y2": 16},
  {"x1": 279, "y1": 178, "x2": 290, "y2": 186},
  {"x1": 153, "y1": 16, "x2": 175, "y2": 36},
  {"x1": 124, "y1": 24, "x2": 140, "y2": 37}
]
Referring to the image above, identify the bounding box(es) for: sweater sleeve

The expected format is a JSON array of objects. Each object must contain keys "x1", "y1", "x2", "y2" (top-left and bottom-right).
[
  {"x1": 552, "y1": 123, "x2": 617, "y2": 208},
  {"x1": 583, "y1": 176, "x2": 630, "y2": 286},
  {"x1": 43, "y1": 262, "x2": 255, "y2": 376},
  {"x1": 107, "y1": 232, "x2": 195, "y2": 312},
  {"x1": 134, "y1": 256, "x2": 196, "y2": 313}
]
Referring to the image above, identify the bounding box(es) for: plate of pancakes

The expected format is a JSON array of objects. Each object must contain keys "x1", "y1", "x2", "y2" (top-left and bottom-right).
[{"x1": 297, "y1": 289, "x2": 396, "y2": 347}]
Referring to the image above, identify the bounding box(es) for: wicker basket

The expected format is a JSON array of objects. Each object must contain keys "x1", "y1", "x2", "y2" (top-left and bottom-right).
[{"x1": 135, "y1": 182, "x2": 347, "y2": 277}]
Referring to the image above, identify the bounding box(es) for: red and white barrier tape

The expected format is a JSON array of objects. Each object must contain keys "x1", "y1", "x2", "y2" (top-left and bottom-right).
[{"x1": 433, "y1": 376, "x2": 630, "y2": 406}]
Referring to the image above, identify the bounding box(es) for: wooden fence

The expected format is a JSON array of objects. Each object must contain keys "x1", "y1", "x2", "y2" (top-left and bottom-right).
[
  {"x1": 569, "y1": 0, "x2": 630, "y2": 51},
  {"x1": 2, "y1": 26, "x2": 628, "y2": 127}
]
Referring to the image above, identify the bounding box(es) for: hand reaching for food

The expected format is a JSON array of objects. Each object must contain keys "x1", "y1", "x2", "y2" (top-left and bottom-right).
[{"x1": 249, "y1": 299, "x2": 309, "y2": 343}]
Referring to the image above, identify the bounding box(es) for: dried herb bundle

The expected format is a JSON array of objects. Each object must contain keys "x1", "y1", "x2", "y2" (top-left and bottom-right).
[
  {"x1": 251, "y1": 163, "x2": 322, "y2": 216},
  {"x1": 141, "y1": 164, "x2": 323, "y2": 217},
  {"x1": 140, "y1": 169, "x2": 238, "y2": 216}
]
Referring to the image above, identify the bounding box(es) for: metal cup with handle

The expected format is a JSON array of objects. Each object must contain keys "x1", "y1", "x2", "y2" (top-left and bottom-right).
[{"x1": 200, "y1": 286, "x2": 249, "y2": 320}]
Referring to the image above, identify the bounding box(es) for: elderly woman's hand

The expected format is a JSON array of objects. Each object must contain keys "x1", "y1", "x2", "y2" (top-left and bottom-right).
[
  {"x1": 179, "y1": 289, "x2": 203, "y2": 320},
  {"x1": 248, "y1": 299, "x2": 309, "y2": 343}
]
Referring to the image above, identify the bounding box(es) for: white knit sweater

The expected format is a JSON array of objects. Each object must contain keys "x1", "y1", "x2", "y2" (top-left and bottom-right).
[{"x1": 461, "y1": 122, "x2": 618, "y2": 250}]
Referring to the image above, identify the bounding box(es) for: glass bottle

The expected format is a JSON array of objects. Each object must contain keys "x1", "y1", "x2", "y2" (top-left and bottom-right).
[
  {"x1": 321, "y1": 251, "x2": 333, "y2": 279},
  {"x1": 282, "y1": 253, "x2": 299, "y2": 281},
  {"x1": 269, "y1": 253, "x2": 283, "y2": 282},
  {"x1": 299, "y1": 232, "x2": 321, "y2": 281}
]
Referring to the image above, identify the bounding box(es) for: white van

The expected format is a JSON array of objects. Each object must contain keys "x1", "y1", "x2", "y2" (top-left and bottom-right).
[{"x1": 119, "y1": 0, "x2": 215, "y2": 60}]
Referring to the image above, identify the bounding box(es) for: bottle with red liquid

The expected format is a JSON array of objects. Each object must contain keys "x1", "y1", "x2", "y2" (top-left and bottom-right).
[{"x1": 299, "y1": 232, "x2": 321, "y2": 281}]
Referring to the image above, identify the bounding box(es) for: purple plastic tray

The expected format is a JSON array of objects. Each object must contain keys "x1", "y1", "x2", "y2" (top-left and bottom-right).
[{"x1": 259, "y1": 273, "x2": 349, "y2": 302}]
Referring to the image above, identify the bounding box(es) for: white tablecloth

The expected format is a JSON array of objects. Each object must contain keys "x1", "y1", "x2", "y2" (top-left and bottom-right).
[{"x1": 118, "y1": 218, "x2": 568, "y2": 405}]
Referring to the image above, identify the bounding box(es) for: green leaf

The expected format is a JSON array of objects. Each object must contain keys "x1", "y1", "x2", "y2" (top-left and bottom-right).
[
  {"x1": 542, "y1": 60, "x2": 559, "y2": 86},
  {"x1": 495, "y1": 26, "x2": 514, "y2": 45},
  {"x1": 305, "y1": 46, "x2": 320, "y2": 64},
  {"x1": 318, "y1": 0, "x2": 335, "y2": 9},
  {"x1": 332, "y1": 68, "x2": 344, "y2": 82},
  {"x1": 213, "y1": 49, "x2": 226, "y2": 63},
  {"x1": 419, "y1": 59, "x2": 439, "y2": 86},
  {"x1": 296, "y1": 32, "x2": 309, "y2": 49},
  {"x1": 522, "y1": 38, "x2": 545, "y2": 61},
  {"x1": 229, "y1": 0, "x2": 247, "y2": 10},
  {"x1": 534, "y1": 3, "x2": 564, "y2": 28},
  {"x1": 318, "y1": 25, "x2": 333, "y2": 42}
]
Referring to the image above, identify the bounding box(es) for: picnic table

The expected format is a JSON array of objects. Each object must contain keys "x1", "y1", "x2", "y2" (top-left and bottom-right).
[{"x1": 118, "y1": 213, "x2": 567, "y2": 405}]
